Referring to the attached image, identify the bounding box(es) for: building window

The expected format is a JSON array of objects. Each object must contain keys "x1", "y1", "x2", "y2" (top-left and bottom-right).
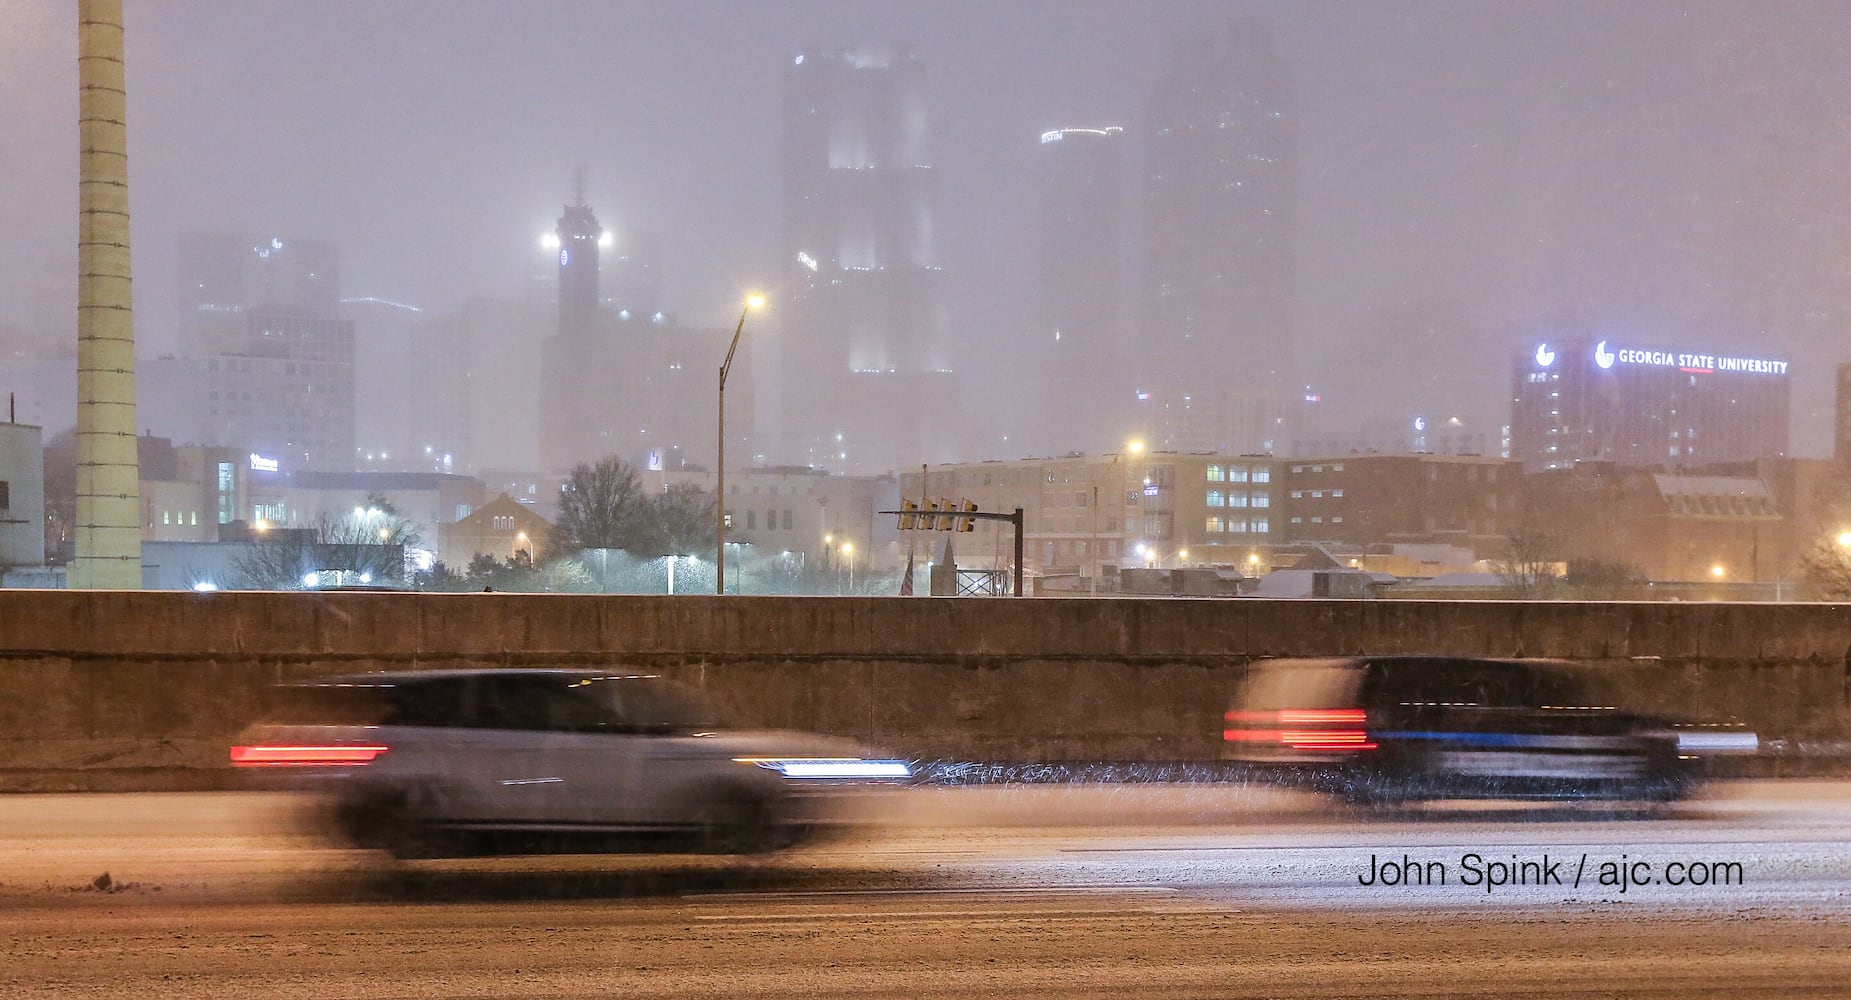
[
  {"x1": 1252, "y1": 493, "x2": 1269, "y2": 508},
  {"x1": 783, "y1": 509, "x2": 793, "y2": 529},
  {"x1": 1311, "y1": 490, "x2": 1324, "y2": 498},
  {"x1": 1207, "y1": 465, "x2": 1224, "y2": 483},
  {"x1": 1331, "y1": 490, "x2": 1344, "y2": 499},
  {"x1": 1252, "y1": 518, "x2": 1269, "y2": 533},
  {"x1": 1332, "y1": 516, "x2": 1344, "y2": 524},
  {"x1": 1290, "y1": 516, "x2": 1303, "y2": 524},
  {"x1": 747, "y1": 510, "x2": 757, "y2": 530},
  {"x1": 1331, "y1": 464, "x2": 1343, "y2": 472},
  {"x1": 1289, "y1": 490, "x2": 1303, "y2": 499},
  {"x1": 1311, "y1": 516, "x2": 1323, "y2": 524},
  {"x1": 1291, "y1": 465, "x2": 1304, "y2": 474},
  {"x1": 1207, "y1": 490, "x2": 1224, "y2": 507},
  {"x1": 1228, "y1": 466, "x2": 1249, "y2": 483},
  {"x1": 766, "y1": 508, "x2": 776, "y2": 530},
  {"x1": 0, "y1": 480, "x2": 7, "y2": 510},
  {"x1": 1252, "y1": 468, "x2": 1270, "y2": 483},
  {"x1": 1206, "y1": 516, "x2": 1224, "y2": 533},
  {"x1": 216, "y1": 462, "x2": 235, "y2": 524}
]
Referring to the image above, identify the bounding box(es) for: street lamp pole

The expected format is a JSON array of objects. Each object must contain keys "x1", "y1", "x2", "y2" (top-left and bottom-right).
[{"x1": 716, "y1": 292, "x2": 764, "y2": 596}]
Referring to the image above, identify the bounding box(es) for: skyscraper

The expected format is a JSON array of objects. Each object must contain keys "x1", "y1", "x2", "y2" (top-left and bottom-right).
[
  {"x1": 537, "y1": 178, "x2": 750, "y2": 474},
  {"x1": 172, "y1": 233, "x2": 355, "y2": 472},
  {"x1": 540, "y1": 182, "x2": 608, "y2": 473},
  {"x1": 782, "y1": 43, "x2": 948, "y2": 473},
  {"x1": 1138, "y1": 20, "x2": 1297, "y2": 454},
  {"x1": 1036, "y1": 126, "x2": 1127, "y2": 455}
]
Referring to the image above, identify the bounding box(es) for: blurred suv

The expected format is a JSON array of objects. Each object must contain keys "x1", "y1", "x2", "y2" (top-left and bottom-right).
[
  {"x1": 1221, "y1": 656, "x2": 1755, "y2": 804},
  {"x1": 232, "y1": 669, "x2": 911, "y2": 857}
]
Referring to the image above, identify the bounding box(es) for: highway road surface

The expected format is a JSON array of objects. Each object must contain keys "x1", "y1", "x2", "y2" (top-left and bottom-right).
[{"x1": 3, "y1": 781, "x2": 1848, "y2": 998}]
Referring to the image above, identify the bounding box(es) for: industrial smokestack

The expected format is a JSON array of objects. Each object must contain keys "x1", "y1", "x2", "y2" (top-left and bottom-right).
[{"x1": 72, "y1": 0, "x2": 142, "y2": 589}]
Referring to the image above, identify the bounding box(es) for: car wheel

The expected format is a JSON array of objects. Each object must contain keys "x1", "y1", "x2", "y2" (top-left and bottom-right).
[
  {"x1": 694, "y1": 787, "x2": 780, "y2": 855},
  {"x1": 338, "y1": 783, "x2": 463, "y2": 859}
]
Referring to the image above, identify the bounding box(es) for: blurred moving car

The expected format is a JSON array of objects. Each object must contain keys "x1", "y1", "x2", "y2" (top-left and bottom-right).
[
  {"x1": 1221, "y1": 656, "x2": 1756, "y2": 804},
  {"x1": 231, "y1": 669, "x2": 911, "y2": 857}
]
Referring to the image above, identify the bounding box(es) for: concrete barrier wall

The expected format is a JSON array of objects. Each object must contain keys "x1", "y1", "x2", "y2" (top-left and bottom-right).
[{"x1": 1, "y1": 590, "x2": 1847, "y2": 790}]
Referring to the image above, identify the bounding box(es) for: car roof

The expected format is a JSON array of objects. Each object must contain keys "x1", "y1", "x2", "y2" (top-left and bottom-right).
[
  {"x1": 284, "y1": 668, "x2": 664, "y2": 687},
  {"x1": 1253, "y1": 655, "x2": 1582, "y2": 672}
]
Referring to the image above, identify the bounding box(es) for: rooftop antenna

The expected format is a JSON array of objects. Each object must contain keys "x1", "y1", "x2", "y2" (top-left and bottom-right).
[{"x1": 572, "y1": 163, "x2": 587, "y2": 207}]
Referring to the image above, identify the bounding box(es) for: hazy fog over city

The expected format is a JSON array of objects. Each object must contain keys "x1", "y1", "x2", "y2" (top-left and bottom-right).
[{"x1": 5, "y1": 0, "x2": 1849, "y2": 468}]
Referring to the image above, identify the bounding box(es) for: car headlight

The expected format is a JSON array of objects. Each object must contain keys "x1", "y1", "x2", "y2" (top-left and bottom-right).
[{"x1": 733, "y1": 757, "x2": 913, "y2": 779}]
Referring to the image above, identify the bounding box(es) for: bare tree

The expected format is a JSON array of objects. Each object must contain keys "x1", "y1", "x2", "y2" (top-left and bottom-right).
[
  {"x1": 630, "y1": 481, "x2": 717, "y2": 558},
  {"x1": 231, "y1": 493, "x2": 420, "y2": 589},
  {"x1": 1495, "y1": 525, "x2": 1560, "y2": 599},
  {"x1": 1563, "y1": 556, "x2": 1648, "y2": 600},
  {"x1": 1799, "y1": 538, "x2": 1851, "y2": 600},
  {"x1": 552, "y1": 457, "x2": 647, "y2": 553}
]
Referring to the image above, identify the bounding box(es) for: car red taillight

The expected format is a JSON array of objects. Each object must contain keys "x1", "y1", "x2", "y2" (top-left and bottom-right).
[
  {"x1": 229, "y1": 744, "x2": 390, "y2": 767},
  {"x1": 1224, "y1": 708, "x2": 1376, "y2": 751}
]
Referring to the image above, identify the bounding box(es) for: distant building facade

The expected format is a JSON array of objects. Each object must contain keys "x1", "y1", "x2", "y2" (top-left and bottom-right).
[
  {"x1": 900, "y1": 452, "x2": 1281, "y2": 585},
  {"x1": 1278, "y1": 453, "x2": 1521, "y2": 560},
  {"x1": 173, "y1": 233, "x2": 356, "y2": 471},
  {"x1": 782, "y1": 43, "x2": 949, "y2": 473},
  {"x1": 0, "y1": 419, "x2": 44, "y2": 567},
  {"x1": 1137, "y1": 20, "x2": 1297, "y2": 455},
  {"x1": 439, "y1": 493, "x2": 553, "y2": 570},
  {"x1": 1511, "y1": 336, "x2": 1792, "y2": 472},
  {"x1": 1523, "y1": 464, "x2": 1780, "y2": 583},
  {"x1": 1036, "y1": 126, "x2": 1128, "y2": 455}
]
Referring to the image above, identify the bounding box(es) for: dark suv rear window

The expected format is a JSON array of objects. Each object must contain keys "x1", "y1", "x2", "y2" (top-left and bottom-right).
[{"x1": 266, "y1": 678, "x2": 474, "y2": 728}]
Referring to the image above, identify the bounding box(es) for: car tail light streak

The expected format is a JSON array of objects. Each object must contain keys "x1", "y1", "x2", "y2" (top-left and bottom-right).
[
  {"x1": 1224, "y1": 708, "x2": 1376, "y2": 751},
  {"x1": 229, "y1": 744, "x2": 390, "y2": 767}
]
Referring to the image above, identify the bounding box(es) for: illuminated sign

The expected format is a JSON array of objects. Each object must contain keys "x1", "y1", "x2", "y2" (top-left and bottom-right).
[
  {"x1": 1593, "y1": 339, "x2": 1787, "y2": 376},
  {"x1": 1413, "y1": 416, "x2": 1427, "y2": 432},
  {"x1": 1041, "y1": 130, "x2": 1063, "y2": 144},
  {"x1": 559, "y1": 248, "x2": 569, "y2": 267},
  {"x1": 249, "y1": 453, "x2": 279, "y2": 473},
  {"x1": 647, "y1": 449, "x2": 663, "y2": 471},
  {"x1": 1534, "y1": 343, "x2": 1556, "y2": 367}
]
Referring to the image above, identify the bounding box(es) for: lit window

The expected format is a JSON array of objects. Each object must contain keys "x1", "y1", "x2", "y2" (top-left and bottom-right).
[
  {"x1": 1331, "y1": 490, "x2": 1343, "y2": 499},
  {"x1": 1207, "y1": 490, "x2": 1224, "y2": 507},
  {"x1": 1228, "y1": 466, "x2": 1249, "y2": 483},
  {"x1": 1207, "y1": 465, "x2": 1225, "y2": 482},
  {"x1": 1229, "y1": 493, "x2": 1248, "y2": 508},
  {"x1": 1252, "y1": 519, "x2": 1269, "y2": 533},
  {"x1": 1252, "y1": 469, "x2": 1270, "y2": 483},
  {"x1": 1289, "y1": 491, "x2": 1303, "y2": 499},
  {"x1": 1331, "y1": 464, "x2": 1343, "y2": 472},
  {"x1": 1206, "y1": 516, "x2": 1224, "y2": 533}
]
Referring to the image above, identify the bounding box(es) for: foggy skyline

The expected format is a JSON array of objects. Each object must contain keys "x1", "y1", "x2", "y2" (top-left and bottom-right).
[{"x1": 5, "y1": 0, "x2": 1849, "y2": 461}]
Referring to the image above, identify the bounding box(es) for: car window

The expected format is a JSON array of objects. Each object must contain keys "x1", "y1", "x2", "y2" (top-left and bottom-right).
[
  {"x1": 1239, "y1": 661, "x2": 1363, "y2": 710},
  {"x1": 575, "y1": 677, "x2": 719, "y2": 732},
  {"x1": 472, "y1": 675, "x2": 622, "y2": 732},
  {"x1": 1367, "y1": 658, "x2": 1533, "y2": 708}
]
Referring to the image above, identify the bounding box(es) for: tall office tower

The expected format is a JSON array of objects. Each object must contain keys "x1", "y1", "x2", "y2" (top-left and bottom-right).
[
  {"x1": 536, "y1": 179, "x2": 744, "y2": 474},
  {"x1": 1036, "y1": 127, "x2": 1127, "y2": 455},
  {"x1": 782, "y1": 43, "x2": 949, "y2": 473},
  {"x1": 539, "y1": 181, "x2": 606, "y2": 472},
  {"x1": 603, "y1": 229, "x2": 661, "y2": 319},
  {"x1": 174, "y1": 233, "x2": 355, "y2": 472},
  {"x1": 179, "y1": 233, "x2": 339, "y2": 355},
  {"x1": 1138, "y1": 20, "x2": 1297, "y2": 454}
]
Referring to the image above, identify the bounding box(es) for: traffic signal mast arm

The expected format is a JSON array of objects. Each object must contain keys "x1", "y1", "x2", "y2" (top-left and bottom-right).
[{"x1": 879, "y1": 503, "x2": 1026, "y2": 597}]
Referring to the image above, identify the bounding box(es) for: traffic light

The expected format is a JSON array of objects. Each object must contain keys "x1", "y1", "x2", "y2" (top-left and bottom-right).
[
  {"x1": 934, "y1": 498, "x2": 955, "y2": 531},
  {"x1": 898, "y1": 498, "x2": 919, "y2": 530},
  {"x1": 957, "y1": 499, "x2": 978, "y2": 531}
]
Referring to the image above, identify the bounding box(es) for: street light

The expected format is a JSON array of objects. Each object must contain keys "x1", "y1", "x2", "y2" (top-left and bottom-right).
[
  {"x1": 1089, "y1": 439, "x2": 1145, "y2": 596},
  {"x1": 717, "y1": 291, "x2": 766, "y2": 595}
]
